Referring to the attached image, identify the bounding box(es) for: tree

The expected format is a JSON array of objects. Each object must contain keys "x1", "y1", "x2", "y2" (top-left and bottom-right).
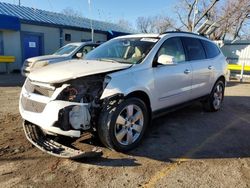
[
  {"x1": 117, "y1": 19, "x2": 133, "y2": 31},
  {"x1": 61, "y1": 7, "x2": 83, "y2": 18},
  {"x1": 175, "y1": 0, "x2": 219, "y2": 32},
  {"x1": 209, "y1": 0, "x2": 250, "y2": 40},
  {"x1": 174, "y1": 0, "x2": 250, "y2": 40},
  {"x1": 136, "y1": 17, "x2": 154, "y2": 33},
  {"x1": 136, "y1": 15, "x2": 173, "y2": 33}
]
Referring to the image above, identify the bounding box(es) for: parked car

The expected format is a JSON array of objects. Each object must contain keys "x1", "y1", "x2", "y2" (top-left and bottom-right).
[
  {"x1": 19, "y1": 32, "x2": 228, "y2": 158},
  {"x1": 21, "y1": 42, "x2": 100, "y2": 76}
]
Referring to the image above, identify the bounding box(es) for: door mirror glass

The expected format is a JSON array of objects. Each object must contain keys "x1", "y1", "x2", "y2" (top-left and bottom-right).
[
  {"x1": 157, "y1": 54, "x2": 176, "y2": 65},
  {"x1": 76, "y1": 52, "x2": 83, "y2": 59}
]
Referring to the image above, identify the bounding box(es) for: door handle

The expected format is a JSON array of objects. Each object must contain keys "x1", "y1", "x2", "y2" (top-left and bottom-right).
[
  {"x1": 184, "y1": 69, "x2": 191, "y2": 74},
  {"x1": 208, "y1": 65, "x2": 213, "y2": 70}
]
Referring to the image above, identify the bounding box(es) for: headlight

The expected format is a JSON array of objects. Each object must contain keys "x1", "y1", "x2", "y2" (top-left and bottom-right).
[{"x1": 32, "y1": 61, "x2": 49, "y2": 68}]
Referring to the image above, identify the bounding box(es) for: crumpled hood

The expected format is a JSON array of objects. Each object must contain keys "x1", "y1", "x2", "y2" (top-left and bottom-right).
[
  {"x1": 28, "y1": 59, "x2": 132, "y2": 84},
  {"x1": 27, "y1": 55, "x2": 67, "y2": 63}
]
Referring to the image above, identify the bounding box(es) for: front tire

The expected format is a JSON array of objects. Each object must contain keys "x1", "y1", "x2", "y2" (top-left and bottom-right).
[
  {"x1": 98, "y1": 97, "x2": 149, "y2": 152},
  {"x1": 203, "y1": 80, "x2": 225, "y2": 112}
]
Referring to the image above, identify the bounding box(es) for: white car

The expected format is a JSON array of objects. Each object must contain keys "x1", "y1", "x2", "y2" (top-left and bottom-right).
[
  {"x1": 21, "y1": 42, "x2": 100, "y2": 76},
  {"x1": 19, "y1": 32, "x2": 228, "y2": 158}
]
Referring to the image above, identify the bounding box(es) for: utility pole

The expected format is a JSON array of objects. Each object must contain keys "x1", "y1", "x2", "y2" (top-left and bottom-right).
[
  {"x1": 88, "y1": 0, "x2": 94, "y2": 42},
  {"x1": 192, "y1": 0, "x2": 198, "y2": 32}
]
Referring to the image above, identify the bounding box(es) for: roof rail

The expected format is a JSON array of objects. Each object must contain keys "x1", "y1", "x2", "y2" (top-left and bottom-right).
[{"x1": 160, "y1": 31, "x2": 207, "y2": 38}]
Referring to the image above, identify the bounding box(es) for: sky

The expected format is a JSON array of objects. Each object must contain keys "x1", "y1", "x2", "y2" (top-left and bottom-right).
[{"x1": 0, "y1": 0, "x2": 178, "y2": 25}]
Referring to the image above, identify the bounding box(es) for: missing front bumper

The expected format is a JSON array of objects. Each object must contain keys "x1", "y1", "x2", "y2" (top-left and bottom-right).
[{"x1": 23, "y1": 121, "x2": 102, "y2": 159}]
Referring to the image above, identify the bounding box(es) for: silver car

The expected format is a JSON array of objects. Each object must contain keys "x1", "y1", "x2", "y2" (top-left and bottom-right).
[
  {"x1": 19, "y1": 32, "x2": 228, "y2": 158},
  {"x1": 21, "y1": 42, "x2": 100, "y2": 76}
]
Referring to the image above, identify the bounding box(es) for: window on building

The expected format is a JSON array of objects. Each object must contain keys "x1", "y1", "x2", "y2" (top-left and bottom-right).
[
  {"x1": 65, "y1": 33, "x2": 71, "y2": 41},
  {"x1": 0, "y1": 31, "x2": 4, "y2": 55}
]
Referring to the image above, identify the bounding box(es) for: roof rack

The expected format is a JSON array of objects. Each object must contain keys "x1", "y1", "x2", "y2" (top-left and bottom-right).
[{"x1": 160, "y1": 31, "x2": 207, "y2": 38}]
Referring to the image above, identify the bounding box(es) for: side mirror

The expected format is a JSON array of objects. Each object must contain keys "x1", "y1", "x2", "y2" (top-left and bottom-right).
[
  {"x1": 157, "y1": 54, "x2": 176, "y2": 65},
  {"x1": 76, "y1": 52, "x2": 83, "y2": 59}
]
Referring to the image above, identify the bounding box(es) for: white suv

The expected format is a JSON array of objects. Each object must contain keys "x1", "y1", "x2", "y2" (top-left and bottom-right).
[{"x1": 19, "y1": 32, "x2": 228, "y2": 158}]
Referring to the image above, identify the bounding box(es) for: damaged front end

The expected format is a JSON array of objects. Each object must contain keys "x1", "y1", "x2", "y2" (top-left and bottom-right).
[{"x1": 19, "y1": 74, "x2": 110, "y2": 158}]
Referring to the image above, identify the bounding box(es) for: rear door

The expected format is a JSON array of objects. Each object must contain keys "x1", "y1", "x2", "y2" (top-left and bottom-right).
[
  {"x1": 153, "y1": 37, "x2": 192, "y2": 110},
  {"x1": 181, "y1": 37, "x2": 213, "y2": 98}
]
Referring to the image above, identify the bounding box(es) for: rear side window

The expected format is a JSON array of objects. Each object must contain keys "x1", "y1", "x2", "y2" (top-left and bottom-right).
[
  {"x1": 201, "y1": 40, "x2": 220, "y2": 58},
  {"x1": 182, "y1": 37, "x2": 206, "y2": 61}
]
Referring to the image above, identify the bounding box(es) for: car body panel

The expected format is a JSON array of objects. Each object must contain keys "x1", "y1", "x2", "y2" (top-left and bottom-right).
[
  {"x1": 28, "y1": 59, "x2": 131, "y2": 84},
  {"x1": 153, "y1": 62, "x2": 193, "y2": 109}
]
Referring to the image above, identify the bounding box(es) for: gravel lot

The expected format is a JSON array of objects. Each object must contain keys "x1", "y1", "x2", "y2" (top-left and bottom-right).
[{"x1": 0, "y1": 74, "x2": 250, "y2": 188}]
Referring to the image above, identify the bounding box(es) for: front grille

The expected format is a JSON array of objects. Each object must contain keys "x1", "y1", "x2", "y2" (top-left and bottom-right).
[
  {"x1": 33, "y1": 86, "x2": 54, "y2": 97},
  {"x1": 24, "y1": 79, "x2": 54, "y2": 97},
  {"x1": 25, "y1": 79, "x2": 35, "y2": 92},
  {"x1": 21, "y1": 96, "x2": 46, "y2": 113}
]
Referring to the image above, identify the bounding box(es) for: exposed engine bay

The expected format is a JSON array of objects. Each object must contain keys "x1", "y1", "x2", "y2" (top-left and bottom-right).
[{"x1": 55, "y1": 74, "x2": 107, "y2": 132}]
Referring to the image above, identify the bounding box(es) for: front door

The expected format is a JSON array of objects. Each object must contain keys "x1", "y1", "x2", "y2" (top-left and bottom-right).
[
  {"x1": 153, "y1": 37, "x2": 192, "y2": 110},
  {"x1": 23, "y1": 33, "x2": 42, "y2": 62}
]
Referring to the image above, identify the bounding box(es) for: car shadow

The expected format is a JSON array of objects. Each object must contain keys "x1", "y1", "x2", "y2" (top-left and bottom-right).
[
  {"x1": 0, "y1": 73, "x2": 25, "y2": 87},
  {"x1": 226, "y1": 80, "x2": 250, "y2": 87},
  {"x1": 73, "y1": 95, "x2": 250, "y2": 167}
]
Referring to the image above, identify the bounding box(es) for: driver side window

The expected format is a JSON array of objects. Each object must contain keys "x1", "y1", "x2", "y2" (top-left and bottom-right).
[{"x1": 157, "y1": 37, "x2": 186, "y2": 63}]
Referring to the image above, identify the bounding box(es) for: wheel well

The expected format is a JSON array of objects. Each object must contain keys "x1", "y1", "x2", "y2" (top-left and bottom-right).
[
  {"x1": 126, "y1": 91, "x2": 152, "y2": 115},
  {"x1": 217, "y1": 75, "x2": 226, "y2": 85}
]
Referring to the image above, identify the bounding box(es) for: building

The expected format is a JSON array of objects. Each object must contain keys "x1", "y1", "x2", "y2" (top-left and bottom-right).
[
  {"x1": 0, "y1": 2, "x2": 130, "y2": 72},
  {"x1": 217, "y1": 40, "x2": 250, "y2": 66}
]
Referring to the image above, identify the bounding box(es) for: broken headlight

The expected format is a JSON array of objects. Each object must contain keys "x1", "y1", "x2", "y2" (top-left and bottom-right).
[
  {"x1": 57, "y1": 86, "x2": 87, "y2": 102},
  {"x1": 57, "y1": 75, "x2": 108, "y2": 103}
]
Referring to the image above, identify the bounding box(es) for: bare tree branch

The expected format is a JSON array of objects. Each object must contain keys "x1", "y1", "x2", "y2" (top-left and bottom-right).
[{"x1": 176, "y1": 11, "x2": 189, "y2": 30}]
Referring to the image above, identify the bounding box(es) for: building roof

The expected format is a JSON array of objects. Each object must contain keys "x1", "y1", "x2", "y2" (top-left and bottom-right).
[{"x1": 0, "y1": 2, "x2": 130, "y2": 33}]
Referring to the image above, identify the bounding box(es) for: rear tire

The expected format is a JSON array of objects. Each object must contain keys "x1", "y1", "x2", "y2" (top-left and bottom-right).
[
  {"x1": 203, "y1": 80, "x2": 225, "y2": 112},
  {"x1": 98, "y1": 97, "x2": 149, "y2": 152}
]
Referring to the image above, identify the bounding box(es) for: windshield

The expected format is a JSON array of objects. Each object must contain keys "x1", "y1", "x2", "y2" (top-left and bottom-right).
[
  {"x1": 85, "y1": 37, "x2": 159, "y2": 64},
  {"x1": 53, "y1": 44, "x2": 78, "y2": 55}
]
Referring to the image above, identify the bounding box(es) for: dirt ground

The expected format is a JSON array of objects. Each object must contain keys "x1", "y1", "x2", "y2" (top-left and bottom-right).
[{"x1": 0, "y1": 74, "x2": 250, "y2": 188}]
